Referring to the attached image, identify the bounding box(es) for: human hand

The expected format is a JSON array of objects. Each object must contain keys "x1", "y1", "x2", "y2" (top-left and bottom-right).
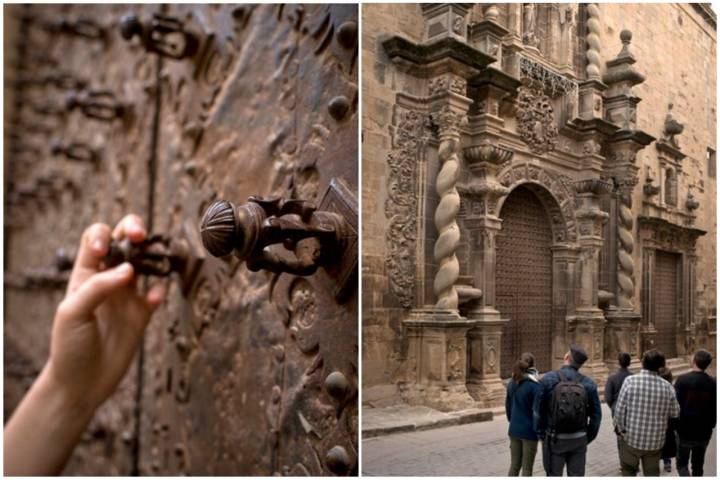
[{"x1": 45, "y1": 214, "x2": 166, "y2": 412}]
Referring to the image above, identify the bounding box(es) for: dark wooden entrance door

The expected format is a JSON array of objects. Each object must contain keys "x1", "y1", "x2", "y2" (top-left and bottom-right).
[
  {"x1": 654, "y1": 250, "x2": 680, "y2": 358},
  {"x1": 497, "y1": 186, "x2": 554, "y2": 377}
]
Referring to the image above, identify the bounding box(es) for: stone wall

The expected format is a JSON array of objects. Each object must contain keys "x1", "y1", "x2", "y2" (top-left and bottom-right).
[
  {"x1": 362, "y1": 4, "x2": 425, "y2": 388},
  {"x1": 599, "y1": 3, "x2": 716, "y2": 343}
]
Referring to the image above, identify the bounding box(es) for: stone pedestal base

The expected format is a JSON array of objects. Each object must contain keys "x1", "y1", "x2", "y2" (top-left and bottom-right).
[
  {"x1": 397, "y1": 383, "x2": 478, "y2": 412},
  {"x1": 401, "y1": 309, "x2": 477, "y2": 410},
  {"x1": 466, "y1": 307, "x2": 508, "y2": 407},
  {"x1": 604, "y1": 308, "x2": 643, "y2": 362},
  {"x1": 568, "y1": 309, "x2": 609, "y2": 382},
  {"x1": 640, "y1": 322, "x2": 658, "y2": 353}
]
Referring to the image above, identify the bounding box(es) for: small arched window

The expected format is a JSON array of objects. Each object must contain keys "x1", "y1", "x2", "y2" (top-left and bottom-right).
[{"x1": 664, "y1": 168, "x2": 677, "y2": 206}]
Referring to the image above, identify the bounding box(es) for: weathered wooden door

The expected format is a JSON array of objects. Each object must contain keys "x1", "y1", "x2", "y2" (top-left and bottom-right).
[
  {"x1": 497, "y1": 185, "x2": 554, "y2": 377},
  {"x1": 5, "y1": 4, "x2": 159, "y2": 474},
  {"x1": 654, "y1": 250, "x2": 680, "y2": 359},
  {"x1": 5, "y1": 4, "x2": 358, "y2": 476}
]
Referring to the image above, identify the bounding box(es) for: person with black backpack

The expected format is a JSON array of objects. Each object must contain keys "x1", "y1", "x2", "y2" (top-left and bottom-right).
[{"x1": 532, "y1": 345, "x2": 602, "y2": 476}]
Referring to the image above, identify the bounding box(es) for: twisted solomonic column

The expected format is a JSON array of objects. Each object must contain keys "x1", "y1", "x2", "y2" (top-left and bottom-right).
[
  {"x1": 585, "y1": 4, "x2": 602, "y2": 80},
  {"x1": 433, "y1": 106, "x2": 463, "y2": 310},
  {"x1": 617, "y1": 190, "x2": 635, "y2": 308}
]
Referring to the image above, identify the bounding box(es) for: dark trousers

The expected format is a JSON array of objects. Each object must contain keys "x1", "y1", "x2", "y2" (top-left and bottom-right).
[
  {"x1": 541, "y1": 436, "x2": 587, "y2": 476},
  {"x1": 618, "y1": 437, "x2": 661, "y2": 476},
  {"x1": 677, "y1": 438, "x2": 709, "y2": 477}
]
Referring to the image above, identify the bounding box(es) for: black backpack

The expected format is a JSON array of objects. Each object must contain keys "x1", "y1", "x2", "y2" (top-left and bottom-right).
[{"x1": 549, "y1": 370, "x2": 588, "y2": 434}]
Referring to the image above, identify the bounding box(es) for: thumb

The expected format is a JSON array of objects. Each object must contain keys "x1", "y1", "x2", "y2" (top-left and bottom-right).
[{"x1": 56, "y1": 263, "x2": 135, "y2": 325}]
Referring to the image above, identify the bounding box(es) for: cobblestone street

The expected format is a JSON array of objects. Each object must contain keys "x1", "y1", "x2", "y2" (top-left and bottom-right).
[{"x1": 362, "y1": 404, "x2": 717, "y2": 476}]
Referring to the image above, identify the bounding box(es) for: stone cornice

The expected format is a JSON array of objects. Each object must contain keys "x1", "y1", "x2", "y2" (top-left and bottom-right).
[
  {"x1": 691, "y1": 3, "x2": 716, "y2": 30},
  {"x1": 565, "y1": 117, "x2": 620, "y2": 139},
  {"x1": 637, "y1": 215, "x2": 707, "y2": 238},
  {"x1": 382, "y1": 35, "x2": 495, "y2": 74},
  {"x1": 608, "y1": 129, "x2": 655, "y2": 147},
  {"x1": 656, "y1": 139, "x2": 687, "y2": 162},
  {"x1": 467, "y1": 67, "x2": 521, "y2": 94}
]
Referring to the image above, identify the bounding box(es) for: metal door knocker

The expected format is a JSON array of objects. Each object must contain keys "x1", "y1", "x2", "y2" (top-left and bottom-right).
[
  {"x1": 200, "y1": 178, "x2": 358, "y2": 298},
  {"x1": 119, "y1": 13, "x2": 200, "y2": 60}
]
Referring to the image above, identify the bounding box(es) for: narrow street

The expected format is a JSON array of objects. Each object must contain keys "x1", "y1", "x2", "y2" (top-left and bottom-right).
[{"x1": 362, "y1": 404, "x2": 717, "y2": 476}]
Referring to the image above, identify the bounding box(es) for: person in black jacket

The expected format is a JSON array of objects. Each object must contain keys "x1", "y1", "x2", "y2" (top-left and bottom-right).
[
  {"x1": 658, "y1": 367, "x2": 677, "y2": 473},
  {"x1": 674, "y1": 349, "x2": 716, "y2": 477},
  {"x1": 533, "y1": 345, "x2": 602, "y2": 476},
  {"x1": 607, "y1": 352, "x2": 634, "y2": 472},
  {"x1": 506, "y1": 352, "x2": 541, "y2": 476},
  {"x1": 605, "y1": 352, "x2": 632, "y2": 413}
]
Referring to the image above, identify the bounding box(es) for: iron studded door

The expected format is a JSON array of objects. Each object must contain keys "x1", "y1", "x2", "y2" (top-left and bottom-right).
[
  {"x1": 137, "y1": 5, "x2": 359, "y2": 475},
  {"x1": 654, "y1": 250, "x2": 680, "y2": 359},
  {"x1": 4, "y1": 4, "x2": 159, "y2": 474},
  {"x1": 496, "y1": 186, "x2": 554, "y2": 377}
]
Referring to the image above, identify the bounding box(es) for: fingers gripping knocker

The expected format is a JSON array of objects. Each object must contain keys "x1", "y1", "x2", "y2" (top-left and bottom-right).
[
  {"x1": 101, "y1": 236, "x2": 185, "y2": 276},
  {"x1": 56, "y1": 236, "x2": 187, "y2": 277}
]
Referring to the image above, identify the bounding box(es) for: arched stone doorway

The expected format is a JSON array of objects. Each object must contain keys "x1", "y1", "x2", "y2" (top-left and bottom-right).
[{"x1": 497, "y1": 185, "x2": 554, "y2": 377}]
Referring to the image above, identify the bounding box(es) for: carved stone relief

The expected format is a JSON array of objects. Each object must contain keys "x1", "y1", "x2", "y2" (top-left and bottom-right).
[
  {"x1": 519, "y1": 57, "x2": 577, "y2": 98},
  {"x1": 385, "y1": 108, "x2": 429, "y2": 308},
  {"x1": 498, "y1": 163, "x2": 578, "y2": 242},
  {"x1": 516, "y1": 85, "x2": 558, "y2": 155}
]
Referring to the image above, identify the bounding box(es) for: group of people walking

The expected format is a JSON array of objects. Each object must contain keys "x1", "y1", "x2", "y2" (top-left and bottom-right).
[{"x1": 505, "y1": 345, "x2": 716, "y2": 476}]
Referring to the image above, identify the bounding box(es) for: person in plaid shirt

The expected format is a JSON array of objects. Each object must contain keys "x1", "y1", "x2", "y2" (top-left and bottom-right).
[{"x1": 614, "y1": 349, "x2": 680, "y2": 476}]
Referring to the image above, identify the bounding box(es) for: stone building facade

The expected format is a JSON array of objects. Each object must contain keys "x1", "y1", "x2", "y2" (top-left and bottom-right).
[{"x1": 362, "y1": 3, "x2": 716, "y2": 409}]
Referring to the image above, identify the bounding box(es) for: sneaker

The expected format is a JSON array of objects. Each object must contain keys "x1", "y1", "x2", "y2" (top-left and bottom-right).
[{"x1": 663, "y1": 460, "x2": 672, "y2": 473}]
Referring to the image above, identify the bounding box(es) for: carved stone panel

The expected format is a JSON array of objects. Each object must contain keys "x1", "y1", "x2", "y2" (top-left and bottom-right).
[{"x1": 515, "y1": 84, "x2": 558, "y2": 155}]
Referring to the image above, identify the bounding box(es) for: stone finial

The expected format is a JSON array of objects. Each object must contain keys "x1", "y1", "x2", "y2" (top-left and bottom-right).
[
  {"x1": 603, "y1": 29, "x2": 645, "y2": 87},
  {"x1": 617, "y1": 29, "x2": 634, "y2": 61},
  {"x1": 585, "y1": 4, "x2": 602, "y2": 80},
  {"x1": 484, "y1": 4, "x2": 500, "y2": 22},
  {"x1": 663, "y1": 103, "x2": 684, "y2": 149}
]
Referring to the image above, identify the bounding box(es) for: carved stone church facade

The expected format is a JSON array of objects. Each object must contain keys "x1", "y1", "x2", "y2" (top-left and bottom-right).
[{"x1": 362, "y1": 3, "x2": 716, "y2": 409}]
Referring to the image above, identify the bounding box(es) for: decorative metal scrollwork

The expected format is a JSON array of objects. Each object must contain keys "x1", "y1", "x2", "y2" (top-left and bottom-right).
[
  {"x1": 49, "y1": 17, "x2": 106, "y2": 40},
  {"x1": 119, "y1": 13, "x2": 200, "y2": 60},
  {"x1": 65, "y1": 89, "x2": 125, "y2": 121},
  {"x1": 519, "y1": 57, "x2": 577, "y2": 98},
  {"x1": 50, "y1": 140, "x2": 99, "y2": 164}
]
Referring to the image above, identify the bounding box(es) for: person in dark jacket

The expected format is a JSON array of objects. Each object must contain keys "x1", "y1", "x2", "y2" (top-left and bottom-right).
[
  {"x1": 658, "y1": 367, "x2": 677, "y2": 473},
  {"x1": 533, "y1": 345, "x2": 602, "y2": 476},
  {"x1": 506, "y1": 352, "x2": 541, "y2": 476},
  {"x1": 674, "y1": 349, "x2": 716, "y2": 477},
  {"x1": 607, "y1": 352, "x2": 634, "y2": 472},
  {"x1": 606, "y1": 352, "x2": 633, "y2": 413}
]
